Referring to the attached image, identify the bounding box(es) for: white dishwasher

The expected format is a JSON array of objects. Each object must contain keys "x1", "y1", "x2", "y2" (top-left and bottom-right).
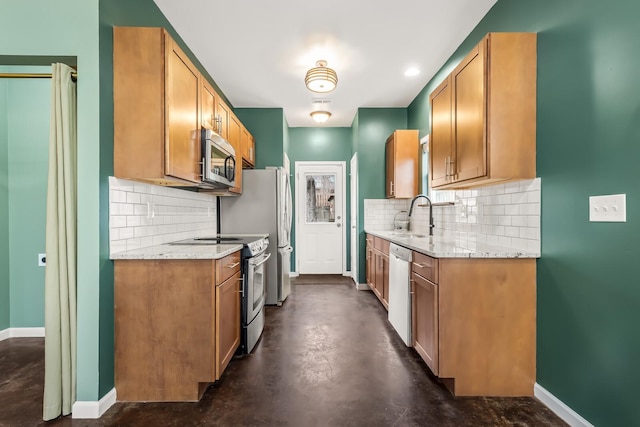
[{"x1": 388, "y1": 243, "x2": 412, "y2": 346}]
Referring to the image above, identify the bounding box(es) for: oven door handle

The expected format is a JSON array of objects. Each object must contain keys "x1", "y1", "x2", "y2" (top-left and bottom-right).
[{"x1": 249, "y1": 252, "x2": 272, "y2": 268}]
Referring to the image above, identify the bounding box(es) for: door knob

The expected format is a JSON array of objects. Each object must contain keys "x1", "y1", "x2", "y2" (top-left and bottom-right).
[{"x1": 337, "y1": 223, "x2": 341, "y2": 227}]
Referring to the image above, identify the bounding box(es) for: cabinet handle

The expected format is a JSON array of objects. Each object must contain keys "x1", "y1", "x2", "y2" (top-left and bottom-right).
[
  {"x1": 201, "y1": 157, "x2": 206, "y2": 179},
  {"x1": 236, "y1": 276, "x2": 244, "y2": 296},
  {"x1": 390, "y1": 181, "x2": 394, "y2": 195},
  {"x1": 413, "y1": 263, "x2": 427, "y2": 268},
  {"x1": 445, "y1": 157, "x2": 449, "y2": 179},
  {"x1": 227, "y1": 262, "x2": 240, "y2": 268}
]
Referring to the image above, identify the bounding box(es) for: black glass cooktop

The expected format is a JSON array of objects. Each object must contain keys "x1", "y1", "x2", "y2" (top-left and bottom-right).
[{"x1": 168, "y1": 235, "x2": 263, "y2": 245}]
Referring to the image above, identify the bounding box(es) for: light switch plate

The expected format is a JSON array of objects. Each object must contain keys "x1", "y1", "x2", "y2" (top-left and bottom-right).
[{"x1": 589, "y1": 194, "x2": 626, "y2": 222}]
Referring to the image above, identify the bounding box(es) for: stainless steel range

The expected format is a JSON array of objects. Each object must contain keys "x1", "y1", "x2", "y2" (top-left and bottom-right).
[{"x1": 170, "y1": 234, "x2": 269, "y2": 354}]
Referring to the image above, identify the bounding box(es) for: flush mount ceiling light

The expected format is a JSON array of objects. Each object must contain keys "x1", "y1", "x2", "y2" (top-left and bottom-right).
[
  {"x1": 310, "y1": 110, "x2": 332, "y2": 123},
  {"x1": 305, "y1": 60, "x2": 338, "y2": 93}
]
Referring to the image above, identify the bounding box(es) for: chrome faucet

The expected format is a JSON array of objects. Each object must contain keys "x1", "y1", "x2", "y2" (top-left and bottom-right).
[{"x1": 408, "y1": 194, "x2": 435, "y2": 236}]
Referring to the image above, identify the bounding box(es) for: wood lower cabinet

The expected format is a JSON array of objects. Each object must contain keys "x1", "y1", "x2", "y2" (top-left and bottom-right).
[
  {"x1": 429, "y1": 32, "x2": 536, "y2": 189},
  {"x1": 114, "y1": 27, "x2": 201, "y2": 186},
  {"x1": 411, "y1": 252, "x2": 536, "y2": 396},
  {"x1": 411, "y1": 253, "x2": 439, "y2": 375},
  {"x1": 114, "y1": 251, "x2": 241, "y2": 401},
  {"x1": 385, "y1": 130, "x2": 419, "y2": 199},
  {"x1": 365, "y1": 234, "x2": 390, "y2": 309},
  {"x1": 216, "y1": 270, "x2": 241, "y2": 379}
]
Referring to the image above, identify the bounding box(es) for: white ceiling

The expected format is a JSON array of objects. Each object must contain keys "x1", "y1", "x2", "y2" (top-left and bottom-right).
[{"x1": 153, "y1": 0, "x2": 497, "y2": 127}]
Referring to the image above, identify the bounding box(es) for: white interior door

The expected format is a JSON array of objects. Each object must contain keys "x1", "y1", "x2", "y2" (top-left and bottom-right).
[
  {"x1": 296, "y1": 162, "x2": 345, "y2": 274},
  {"x1": 350, "y1": 154, "x2": 358, "y2": 283}
]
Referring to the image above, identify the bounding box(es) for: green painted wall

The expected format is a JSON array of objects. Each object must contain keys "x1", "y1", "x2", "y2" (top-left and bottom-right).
[
  {"x1": 408, "y1": 1, "x2": 639, "y2": 425},
  {"x1": 0, "y1": 75, "x2": 9, "y2": 331},
  {"x1": 235, "y1": 108, "x2": 285, "y2": 168},
  {"x1": 287, "y1": 127, "x2": 352, "y2": 272},
  {"x1": 6, "y1": 67, "x2": 50, "y2": 328},
  {"x1": 355, "y1": 109, "x2": 407, "y2": 283},
  {"x1": 0, "y1": 0, "x2": 103, "y2": 401}
]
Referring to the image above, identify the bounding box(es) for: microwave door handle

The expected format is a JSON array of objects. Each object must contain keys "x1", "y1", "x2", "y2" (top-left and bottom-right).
[{"x1": 227, "y1": 155, "x2": 236, "y2": 181}]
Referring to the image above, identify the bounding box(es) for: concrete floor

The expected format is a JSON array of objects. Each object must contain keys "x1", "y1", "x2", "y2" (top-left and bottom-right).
[{"x1": 0, "y1": 276, "x2": 566, "y2": 426}]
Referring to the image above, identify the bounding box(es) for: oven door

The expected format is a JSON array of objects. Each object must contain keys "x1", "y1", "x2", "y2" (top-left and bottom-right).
[{"x1": 244, "y1": 251, "x2": 271, "y2": 324}]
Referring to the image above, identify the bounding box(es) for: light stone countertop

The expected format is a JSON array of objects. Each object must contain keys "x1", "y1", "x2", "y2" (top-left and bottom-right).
[
  {"x1": 366, "y1": 230, "x2": 539, "y2": 259},
  {"x1": 110, "y1": 243, "x2": 243, "y2": 260}
]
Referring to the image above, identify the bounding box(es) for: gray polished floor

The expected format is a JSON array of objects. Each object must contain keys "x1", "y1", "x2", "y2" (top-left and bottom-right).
[{"x1": 0, "y1": 275, "x2": 565, "y2": 426}]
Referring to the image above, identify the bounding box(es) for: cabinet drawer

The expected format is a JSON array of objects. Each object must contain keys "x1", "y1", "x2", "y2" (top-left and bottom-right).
[
  {"x1": 412, "y1": 251, "x2": 438, "y2": 283},
  {"x1": 216, "y1": 251, "x2": 241, "y2": 285},
  {"x1": 374, "y1": 236, "x2": 390, "y2": 255}
]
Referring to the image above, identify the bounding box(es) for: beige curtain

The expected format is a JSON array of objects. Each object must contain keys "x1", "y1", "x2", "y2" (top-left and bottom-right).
[{"x1": 43, "y1": 63, "x2": 77, "y2": 421}]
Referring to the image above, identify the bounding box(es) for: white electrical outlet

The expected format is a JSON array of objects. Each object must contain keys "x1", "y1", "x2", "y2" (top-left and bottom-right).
[
  {"x1": 38, "y1": 253, "x2": 46, "y2": 267},
  {"x1": 589, "y1": 194, "x2": 626, "y2": 222}
]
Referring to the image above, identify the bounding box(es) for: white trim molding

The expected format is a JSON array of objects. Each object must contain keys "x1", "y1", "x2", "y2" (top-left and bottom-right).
[
  {"x1": 72, "y1": 388, "x2": 117, "y2": 419},
  {"x1": 534, "y1": 383, "x2": 594, "y2": 427},
  {"x1": 0, "y1": 327, "x2": 45, "y2": 341},
  {"x1": 290, "y1": 272, "x2": 299, "y2": 278},
  {"x1": 355, "y1": 283, "x2": 371, "y2": 291}
]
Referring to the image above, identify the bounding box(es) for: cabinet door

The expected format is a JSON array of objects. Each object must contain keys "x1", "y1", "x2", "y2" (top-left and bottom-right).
[
  {"x1": 382, "y1": 253, "x2": 389, "y2": 307},
  {"x1": 385, "y1": 136, "x2": 395, "y2": 198},
  {"x1": 216, "y1": 97, "x2": 230, "y2": 140},
  {"x1": 365, "y1": 238, "x2": 373, "y2": 287},
  {"x1": 201, "y1": 80, "x2": 217, "y2": 132},
  {"x1": 429, "y1": 77, "x2": 453, "y2": 188},
  {"x1": 452, "y1": 40, "x2": 487, "y2": 183},
  {"x1": 228, "y1": 113, "x2": 242, "y2": 194},
  {"x1": 241, "y1": 127, "x2": 255, "y2": 168},
  {"x1": 374, "y1": 252, "x2": 383, "y2": 299},
  {"x1": 215, "y1": 270, "x2": 241, "y2": 380},
  {"x1": 165, "y1": 38, "x2": 200, "y2": 183},
  {"x1": 412, "y1": 271, "x2": 438, "y2": 375}
]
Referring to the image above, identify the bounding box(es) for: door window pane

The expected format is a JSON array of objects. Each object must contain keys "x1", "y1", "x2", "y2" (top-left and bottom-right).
[{"x1": 305, "y1": 174, "x2": 335, "y2": 223}]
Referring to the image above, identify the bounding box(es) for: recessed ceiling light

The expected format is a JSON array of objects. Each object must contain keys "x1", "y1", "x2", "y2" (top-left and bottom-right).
[{"x1": 405, "y1": 67, "x2": 420, "y2": 77}]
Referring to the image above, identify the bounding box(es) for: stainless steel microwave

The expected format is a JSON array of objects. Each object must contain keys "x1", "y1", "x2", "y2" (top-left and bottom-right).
[{"x1": 200, "y1": 128, "x2": 235, "y2": 189}]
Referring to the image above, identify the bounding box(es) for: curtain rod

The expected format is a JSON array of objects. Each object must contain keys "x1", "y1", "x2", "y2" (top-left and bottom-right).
[{"x1": 0, "y1": 72, "x2": 78, "y2": 80}]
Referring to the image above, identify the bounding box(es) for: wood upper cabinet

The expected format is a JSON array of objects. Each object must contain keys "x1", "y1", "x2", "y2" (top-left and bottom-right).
[
  {"x1": 385, "y1": 130, "x2": 419, "y2": 199},
  {"x1": 215, "y1": 97, "x2": 230, "y2": 140},
  {"x1": 227, "y1": 113, "x2": 242, "y2": 194},
  {"x1": 201, "y1": 79, "x2": 218, "y2": 132},
  {"x1": 429, "y1": 32, "x2": 537, "y2": 189},
  {"x1": 114, "y1": 27, "x2": 200, "y2": 186},
  {"x1": 429, "y1": 77, "x2": 453, "y2": 188},
  {"x1": 241, "y1": 126, "x2": 256, "y2": 168}
]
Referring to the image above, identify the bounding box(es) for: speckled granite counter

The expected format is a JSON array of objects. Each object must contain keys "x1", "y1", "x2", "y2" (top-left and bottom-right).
[
  {"x1": 110, "y1": 243, "x2": 243, "y2": 260},
  {"x1": 366, "y1": 230, "x2": 539, "y2": 258}
]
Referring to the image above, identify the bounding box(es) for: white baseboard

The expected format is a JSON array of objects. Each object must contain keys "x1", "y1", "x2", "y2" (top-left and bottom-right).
[
  {"x1": 72, "y1": 388, "x2": 116, "y2": 419},
  {"x1": 290, "y1": 272, "x2": 299, "y2": 278},
  {"x1": 0, "y1": 327, "x2": 45, "y2": 341},
  {"x1": 534, "y1": 383, "x2": 593, "y2": 427},
  {"x1": 355, "y1": 283, "x2": 371, "y2": 291}
]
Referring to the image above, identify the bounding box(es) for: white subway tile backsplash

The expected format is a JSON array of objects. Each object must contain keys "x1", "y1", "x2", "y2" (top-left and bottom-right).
[
  {"x1": 365, "y1": 178, "x2": 541, "y2": 255},
  {"x1": 109, "y1": 177, "x2": 217, "y2": 256}
]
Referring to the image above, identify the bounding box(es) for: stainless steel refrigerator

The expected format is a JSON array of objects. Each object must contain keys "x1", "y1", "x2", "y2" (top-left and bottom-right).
[{"x1": 220, "y1": 167, "x2": 293, "y2": 305}]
